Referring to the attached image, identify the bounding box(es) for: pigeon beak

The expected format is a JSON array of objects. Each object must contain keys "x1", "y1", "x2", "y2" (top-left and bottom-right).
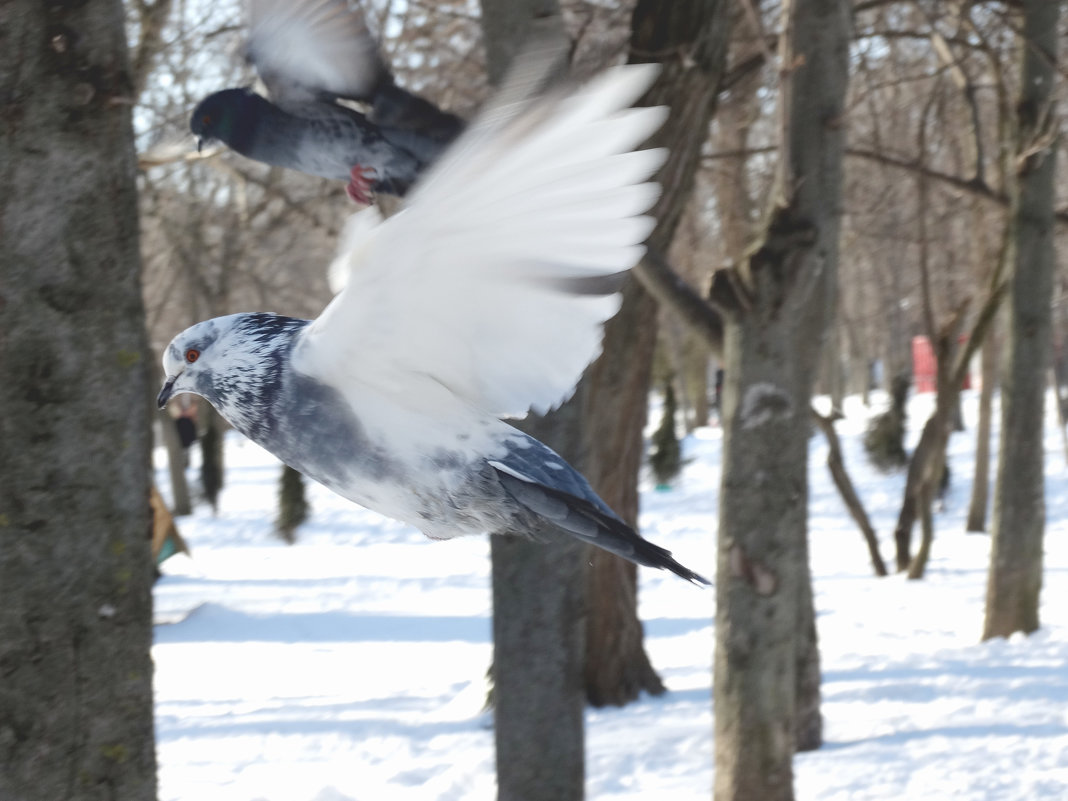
[
  {"x1": 157, "y1": 376, "x2": 177, "y2": 410},
  {"x1": 196, "y1": 137, "x2": 204, "y2": 153}
]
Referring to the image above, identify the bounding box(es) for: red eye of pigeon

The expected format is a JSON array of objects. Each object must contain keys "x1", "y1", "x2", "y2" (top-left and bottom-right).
[
  {"x1": 201, "y1": 115, "x2": 211, "y2": 126},
  {"x1": 185, "y1": 349, "x2": 200, "y2": 364}
]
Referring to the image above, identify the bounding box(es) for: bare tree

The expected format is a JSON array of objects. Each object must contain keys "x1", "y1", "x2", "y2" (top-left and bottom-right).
[
  {"x1": 967, "y1": 209, "x2": 1005, "y2": 533},
  {"x1": 708, "y1": 0, "x2": 851, "y2": 796},
  {"x1": 984, "y1": 0, "x2": 1060, "y2": 640},
  {"x1": 476, "y1": 7, "x2": 590, "y2": 801},
  {"x1": 581, "y1": 0, "x2": 731, "y2": 709},
  {"x1": 0, "y1": 3, "x2": 156, "y2": 799}
]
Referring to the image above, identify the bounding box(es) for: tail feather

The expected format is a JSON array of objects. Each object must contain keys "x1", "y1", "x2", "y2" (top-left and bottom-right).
[{"x1": 494, "y1": 467, "x2": 709, "y2": 586}]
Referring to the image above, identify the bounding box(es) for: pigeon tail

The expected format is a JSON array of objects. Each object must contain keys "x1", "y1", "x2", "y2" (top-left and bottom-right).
[{"x1": 492, "y1": 466, "x2": 709, "y2": 585}]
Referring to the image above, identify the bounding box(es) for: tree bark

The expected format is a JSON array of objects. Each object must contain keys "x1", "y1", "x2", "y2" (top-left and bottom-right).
[
  {"x1": 199, "y1": 404, "x2": 225, "y2": 512},
  {"x1": 579, "y1": 0, "x2": 732, "y2": 710},
  {"x1": 478, "y1": 5, "x2": 588, "y2": 801},
  {"x1": 812, "y1": 411, "x2": 888, "y2": 577},
  {"x1": 0, "y1": 3, "x2": 157, "y2": 799},
  {"x1": 894, "y1": 326, "x2": 961, "y2": 573},
  {"x1": 710, "y1": 0, "x2": 850, "y2": 796},
  {"x1": 984, "y1": 0, "x2": 1059, "y2": 640},
  {"x1": 155, "y1": 359, "x2": 192, "y2": 515},
  {"x1": 966, "y1": 333, "x2": 998, "y2": 532},
  {"x1": 276, "y1": 464, "x2": 308, "y2": 544},
  {"x1": 161, "y1": 407, "x2": 192, "y2": 515},
  {"x1": 582, "y1": 282, "x2": 666, "y2": 706},
  {"x1": 894, "y1": 288, "x2": 1004, "y2": 571},
  {"x1": 490, "y1": 394, "x2": 588, "y2": 801}
]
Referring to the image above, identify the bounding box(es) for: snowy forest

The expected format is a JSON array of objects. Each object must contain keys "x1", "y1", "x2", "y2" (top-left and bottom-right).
[{"x1": 1, "y1": 1, "x2": 1067, "y2": 800}]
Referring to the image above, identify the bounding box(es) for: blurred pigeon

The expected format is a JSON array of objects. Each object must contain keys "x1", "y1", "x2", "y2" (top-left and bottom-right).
[
  {"x1": 191, "y1": 0, "x2": 464, "y2": 203},
  {"x1": 162, "y1": 60, "x2": 708, "y2": 585}
]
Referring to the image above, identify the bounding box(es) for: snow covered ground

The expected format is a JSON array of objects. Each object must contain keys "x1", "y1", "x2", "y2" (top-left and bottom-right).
[{"x1": 153, "y1": 389, "x2": 1068, "y2": 800}]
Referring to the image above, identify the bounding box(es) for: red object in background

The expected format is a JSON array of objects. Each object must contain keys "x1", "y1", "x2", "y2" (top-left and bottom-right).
[
  {"x1": 912, "y1": 336, "x2": 937, "y2": 393},
  {"x1": 912, "y1": 336, "x2": 972, "y2": 393}
]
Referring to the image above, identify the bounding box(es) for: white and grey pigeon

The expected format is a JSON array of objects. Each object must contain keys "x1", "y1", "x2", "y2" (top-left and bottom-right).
[
  {"x1": 161, "y1": 59, "x2": 709, "y2": 585},
  {"x1": 191, "y1": 0, "x2": 464, "y2": 203}
]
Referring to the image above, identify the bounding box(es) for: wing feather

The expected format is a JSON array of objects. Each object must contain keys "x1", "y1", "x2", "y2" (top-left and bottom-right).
[
  {"x1": 247, "y1": 0, "x2": 382, "y2": 106},
  {"x1": 296, "y1": 62, "x2": 666, "y2": 419}
]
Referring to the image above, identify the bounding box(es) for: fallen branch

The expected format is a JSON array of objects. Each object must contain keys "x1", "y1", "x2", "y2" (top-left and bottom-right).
[{"x1": 811, "y1": 407, "x2": 888, "y2": 577}]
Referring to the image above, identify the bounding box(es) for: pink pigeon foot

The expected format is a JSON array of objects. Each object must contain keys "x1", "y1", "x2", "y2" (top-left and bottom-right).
[{"x1": 346, "y1": 165, "x2": 377, "y2": 205}]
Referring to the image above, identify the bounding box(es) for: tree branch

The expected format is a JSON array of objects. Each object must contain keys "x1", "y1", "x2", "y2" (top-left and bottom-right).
[
  {"x1": 845, "y1": 146, "x2": 1068, "y2": 226},
  {"x1": 635, "y1": 248, "x2": 724, "y2": 355},
  {"x1": 130, "y1": 0, "x2": 175, "y2": 102}
]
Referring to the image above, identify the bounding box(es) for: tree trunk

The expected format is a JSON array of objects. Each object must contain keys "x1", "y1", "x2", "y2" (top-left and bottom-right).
[
  {"x1": 710, "y1": 0, "x2": 850, "y2": 796},
  {"x1": 681, "y1": 335, "x2": 711, "y2": 430},
  {"x1": 199, "y1": 404, "x2": 225, "y2": 512},
  {"x1": 820, "y1": 322, "x2": 846, "y2": 412},
  {"x1": 0, "y1": 3, "x2": 157, "y2": 799},
  {"x1": 812, "y1": 411, "x2": 888, "y2": 577},
  {"x1": 966, "y1": 335, "x2": 997, "y2": 532},
  {"x1": 893, "y1": 393, "x2": 955, "y2": 571},
  {"x1": 155, "y1": 360, "x2": 192, "y2": 515},
  {"x1": 907, "y1": 463, "x2": 940, "y2": 580},
  {"x1": 984, "y1": 0, "x2": 1059, "y2": 640},
  {"x1": 276, "y1": 465, "x2": 309, "y2": 544},
  {"x1": 892, "y1": 314, "x2": 966, "y2": 571},
  {"x1": 582, "y1": 282, "x2": 666, "y2": 705},
  {"x1": 161, "y1": 407, "x2": 193, "y2": 515},
  {"x1": 579, "y1": 0, "x2": 732, "y2": 709},
  {"x1": 478, "y1": 5, "x2": 588, "y2": 801},
  {"x1": 490, "y1": 394, "x2": 588, "y2": 801},
  {"x1": 793, "y1": 541, "x2": 822, "y2": 753},
  {"x1": 491, "y1": 504, "x2": 588, "y2": 801}
]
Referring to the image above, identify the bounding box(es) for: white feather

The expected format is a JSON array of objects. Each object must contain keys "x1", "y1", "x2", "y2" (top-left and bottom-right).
[
  {"x1": 326, "y1": 206, "x2": 382, "y2": 294},
  {"x1": 294, "y1": 63, "x2": 666, "y2": 432}
]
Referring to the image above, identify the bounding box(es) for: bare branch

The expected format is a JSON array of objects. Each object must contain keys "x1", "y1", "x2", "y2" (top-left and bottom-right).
[{"x1": 635, "y1": 248, "x2": 724, "y2": 355}]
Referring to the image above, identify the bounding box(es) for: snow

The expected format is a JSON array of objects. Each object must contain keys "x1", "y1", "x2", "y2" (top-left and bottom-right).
[{"x1": 153, "y1": 389, "x2": 1068, "y2": 800}]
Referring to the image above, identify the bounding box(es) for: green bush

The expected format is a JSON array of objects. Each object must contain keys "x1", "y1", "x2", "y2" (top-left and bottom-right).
[
  {"x1": 864, "y1": 373, "x2": 910, "y2": 471},
  {"x1": 650, "y1": 382, "x2": 683, "y2": 487}
]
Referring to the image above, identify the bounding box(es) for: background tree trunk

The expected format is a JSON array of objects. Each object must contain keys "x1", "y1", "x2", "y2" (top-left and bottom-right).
[
  {"x1": 581, "y1": 0, "x2": 731, "y2": 709},
  {"x1": 478, "y1": 5, "x2": 588, "y2": 801},
  {"x1": 710, "y1": 0, "x2": 850, "y2": 796},
  {"x1": 583, "y1": 282, "x2": 666, "y2": 705},
  {"x1": 154, "y1": 360, "x2": 192, "y2": 516},
  {"x1": 967, "y1": 332, "x2": 998, "y2": 532},
  {"x1": 199, "y1": 404, "x2": 225, "y2": 512},
  {"x1": 161, "y1": 407, "x2": 193, "y2": 515},
  {"x1": 812, "y1": 411, "x2": 888, "y2": 577},
  {"x1": 984, "y1": 0, "x2": 1059, "y2": 640},
  {"x1": 490, "y1": 392, "x2": 587, "y2": 801},
  {"x1": 276, "y1": 464, "x2": 308, "y2": 544},
  {"x1": 0, "y1": 3, "x2": 157, "y2": 799}
]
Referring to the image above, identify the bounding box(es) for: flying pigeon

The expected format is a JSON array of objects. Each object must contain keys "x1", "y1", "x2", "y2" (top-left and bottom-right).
[
  {"x1": 190, "y1": 0, "x2": 464, "y2": 204},
  {"x1": 161, "y1": 59, "x2": 708, "y2": 585}
]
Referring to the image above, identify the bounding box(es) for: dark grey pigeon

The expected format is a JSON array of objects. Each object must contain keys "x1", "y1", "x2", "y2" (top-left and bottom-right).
[
  {"x1": 191, "y1": 0, "x2": 464, "y2": 203},
  {"x1": 162, "y1": 62, "x2": 708, "y2": 585}
]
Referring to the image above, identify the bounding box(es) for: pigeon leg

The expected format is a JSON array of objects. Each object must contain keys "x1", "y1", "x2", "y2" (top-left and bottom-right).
[{"x1": 346, "y1": 165, "x2": 378, "y2": 205}]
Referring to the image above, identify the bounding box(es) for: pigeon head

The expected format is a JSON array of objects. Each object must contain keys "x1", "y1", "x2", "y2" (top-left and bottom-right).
[
  {"x1": 157, "y1": 313, "x2": 309, "y2": 419},
  {"x1": 157, "y1": 316, "x2": 232, "y2": 411},
  {"x1": 190, "y1": 89, "x2": 259, "y2": 152}
]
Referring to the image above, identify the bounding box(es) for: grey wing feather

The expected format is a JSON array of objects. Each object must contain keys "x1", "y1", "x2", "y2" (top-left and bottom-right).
[{"x1": 247, "y1": 0, "x2": 384, "y2": 108}]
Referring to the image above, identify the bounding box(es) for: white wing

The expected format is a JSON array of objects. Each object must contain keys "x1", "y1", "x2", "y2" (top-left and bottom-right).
[
  {"x1": 246, "y1": 0, "x2": 382, "y2": 105},
  {"x1": 295, "y1": 63, "x2": 667, "y2": 419}
]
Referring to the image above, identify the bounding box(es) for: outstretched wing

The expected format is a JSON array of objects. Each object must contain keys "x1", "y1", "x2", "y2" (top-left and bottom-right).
[
  {"x1": 246, "y1": 0, "x2": 383, "y2": 108},
  {"x1": 295, "y1": 61, "x2": 666, "y2": 419}
]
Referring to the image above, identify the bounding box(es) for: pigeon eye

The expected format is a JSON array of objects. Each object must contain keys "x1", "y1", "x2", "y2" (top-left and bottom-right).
[
  {"x1": 185, "y1": 348, "x2": 200, "y2": 364},
  {"x1": 201, "y1": 114, "x2": 211, "y2": 126}
]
